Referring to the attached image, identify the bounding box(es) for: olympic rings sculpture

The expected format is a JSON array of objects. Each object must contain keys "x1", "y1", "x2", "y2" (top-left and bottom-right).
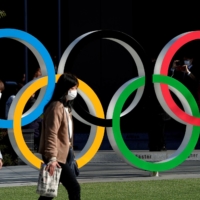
[{"x1": 1, "y1": 29, "x2": 200, "y2": 172}]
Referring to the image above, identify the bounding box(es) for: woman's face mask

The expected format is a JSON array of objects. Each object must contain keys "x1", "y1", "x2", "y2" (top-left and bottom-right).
[{"x1": 66, "y1": 89, "x2": 77, "y2": 101}]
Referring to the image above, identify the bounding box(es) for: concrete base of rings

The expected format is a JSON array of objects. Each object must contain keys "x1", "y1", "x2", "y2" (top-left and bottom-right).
[
  {"x1": 86, "y1": 150, "x2": 200, "y2": 177},
  {"x1": 32, "y1": 150, "x2": 200, "y2": 177}
]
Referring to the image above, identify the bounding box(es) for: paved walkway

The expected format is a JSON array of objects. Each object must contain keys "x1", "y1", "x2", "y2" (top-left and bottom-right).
[{"x1": 0, "y1": 152, "x2": 200, "y2": 187}]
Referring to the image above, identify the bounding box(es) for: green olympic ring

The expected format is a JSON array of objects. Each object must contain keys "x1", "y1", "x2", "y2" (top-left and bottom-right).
[{"x1": 112, "y1": 75, "x2": 200, "y2": 171}]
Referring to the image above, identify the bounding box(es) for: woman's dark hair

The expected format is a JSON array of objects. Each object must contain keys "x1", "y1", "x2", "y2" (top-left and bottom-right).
[{"x1": 44, "y1": 73, "x2": 79, "y2": 112}]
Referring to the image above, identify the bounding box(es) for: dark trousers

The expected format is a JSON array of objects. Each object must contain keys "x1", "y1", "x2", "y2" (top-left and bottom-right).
[{"x1": 38, "y1": 157, "x2": 81, "y2": 200}]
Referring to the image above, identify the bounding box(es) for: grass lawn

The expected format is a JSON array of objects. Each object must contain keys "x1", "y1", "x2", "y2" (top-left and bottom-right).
[{"x1": 0, "y1": 179, "x2": 200, "y2": 200}]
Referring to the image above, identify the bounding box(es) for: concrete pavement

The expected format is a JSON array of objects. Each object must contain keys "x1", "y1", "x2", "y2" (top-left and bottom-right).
[{"x1": 0, "y1": 151, "x2": 200, "y2": 187}]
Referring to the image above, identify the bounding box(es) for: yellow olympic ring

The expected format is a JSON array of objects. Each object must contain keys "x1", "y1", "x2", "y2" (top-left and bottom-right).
[{"x1": 13, "y1": 75, "x2": 105, "y2": 169}]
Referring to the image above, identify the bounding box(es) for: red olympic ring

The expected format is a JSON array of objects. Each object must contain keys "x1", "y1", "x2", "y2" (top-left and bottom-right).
[{"x1": 156, "y1": 31, "x2": 200, "y2": 126}]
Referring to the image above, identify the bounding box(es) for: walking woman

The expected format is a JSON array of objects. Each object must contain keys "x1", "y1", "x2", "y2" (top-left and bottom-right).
[{"x1": 38, "y1": 73, "x2": 81, "y2": 200}]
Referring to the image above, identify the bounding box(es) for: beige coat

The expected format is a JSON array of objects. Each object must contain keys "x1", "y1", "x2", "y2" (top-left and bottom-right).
[{"x1": 39, "y1": 101, "x2": 73, "y2": 164}]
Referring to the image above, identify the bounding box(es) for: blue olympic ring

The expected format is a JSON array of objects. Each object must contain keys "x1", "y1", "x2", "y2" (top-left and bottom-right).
[{"x1": 0, "y1": 29, "x2": 55, "y2": 128}]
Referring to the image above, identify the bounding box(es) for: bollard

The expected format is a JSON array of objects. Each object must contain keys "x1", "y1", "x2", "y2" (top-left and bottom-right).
[{"x1": 149, "y1": 171, "x2": 159, "y2": 177}]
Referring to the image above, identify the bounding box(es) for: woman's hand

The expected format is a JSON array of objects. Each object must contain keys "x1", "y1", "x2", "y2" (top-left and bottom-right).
[{"x1": 45, "y1": 161, "x2": 61, "y2": 176}]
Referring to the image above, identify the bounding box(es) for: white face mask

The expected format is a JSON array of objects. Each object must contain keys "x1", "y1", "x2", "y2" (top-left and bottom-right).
[
  {"x1": 184, "y1": 60, "x2": 191, "y2": 66},
  {"x1": 66, "y1": 89, "x2": 77, "y2": 101},
  {"x1": 0, "y1": 92, "x2": 2, "y2": 100}
]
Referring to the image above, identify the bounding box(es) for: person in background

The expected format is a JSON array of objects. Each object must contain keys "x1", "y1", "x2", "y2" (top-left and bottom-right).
[
  {"x1": 170, "y1": 52, "x2": 200, "y2": 102},
  {"x1": 23, "y1": 97, "x2": 42, "y2": 152},
  {"x1": 32, "y1": 67, "x2": 42, "y2": 80},
  {"x1": 5, "y1": 83, "x2": 23, "y2": 119},
  {"x1": 31, "y1": 67, "x2": 42, "y2": 100},
  {"x1": 23, "y1": 67, "x2": 43, "y2": 152}
]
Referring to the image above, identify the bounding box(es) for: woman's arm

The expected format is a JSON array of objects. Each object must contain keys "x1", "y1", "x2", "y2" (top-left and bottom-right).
[
  {"x1": 44, "y1": 105, "x2": 63, "y2": 161},
  {"x1": 43, "y1": 105, "x2": 64, "y2": 176}
]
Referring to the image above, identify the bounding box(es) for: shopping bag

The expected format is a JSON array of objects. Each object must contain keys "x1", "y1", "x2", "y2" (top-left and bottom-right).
[{"x1": 36, "y1": 162, "x2": 62, "y2": 197}]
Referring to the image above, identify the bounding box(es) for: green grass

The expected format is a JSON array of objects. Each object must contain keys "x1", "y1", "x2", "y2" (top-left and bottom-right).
[{"x1": 0, "y1": 179, "x2": 200, "y2": 200}]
